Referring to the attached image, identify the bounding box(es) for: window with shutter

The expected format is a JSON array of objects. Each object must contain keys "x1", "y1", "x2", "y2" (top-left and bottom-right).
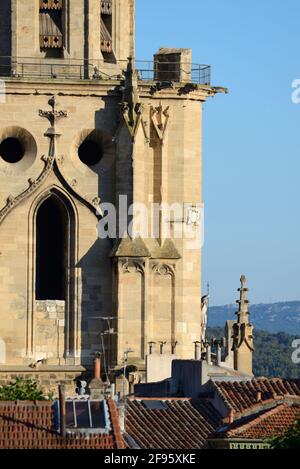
[
  {"x1": 39, "y1": 0, "x2": 63, "y2": 49},
  {"x1": 101, "y1": 1, "x2": 113, "y2": 58}
]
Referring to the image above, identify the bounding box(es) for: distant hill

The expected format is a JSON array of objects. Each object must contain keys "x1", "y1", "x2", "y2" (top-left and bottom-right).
[
  {"x1": 208, "y1": 301, "x2": 300, "y2": 335},
  {"x1": 207, "y1": 327, "x2": 300, "y2": 379}
]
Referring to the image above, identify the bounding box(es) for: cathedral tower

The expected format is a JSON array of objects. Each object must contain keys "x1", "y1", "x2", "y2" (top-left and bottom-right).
[
  {"x1": 0, "y1": 1, "x2": 134, "y2": 73},
  {"x1": 0, "y1": 0, "x2": 226, "y2": 390}
]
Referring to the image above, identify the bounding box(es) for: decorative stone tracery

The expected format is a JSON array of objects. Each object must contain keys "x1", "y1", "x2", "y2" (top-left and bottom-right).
[
  {"x1": 151, "y1": 262, "x2": 175, "y2": 278},
  {"x1": 121, "y1": 259, "x2": 146, "y2": 275}
]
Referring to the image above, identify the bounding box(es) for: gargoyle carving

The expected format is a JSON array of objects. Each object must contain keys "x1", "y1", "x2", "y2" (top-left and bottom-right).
[
  {"x1": 178, "y1": 83, "x2": 198, "y2": 95},
  {"x1": 117, "y1": 58, "x2": 149, "y2": 143},
  {"x1": 150, "y1": 103, "x2": 170, "y2": 142}
]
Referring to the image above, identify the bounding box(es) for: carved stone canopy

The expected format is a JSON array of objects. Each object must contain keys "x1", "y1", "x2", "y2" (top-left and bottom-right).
[
  {"x1": 151, "y1": 239, "x2": 181, "y2": 260},
  {"x1": 110, "y1": 236, "x2": 151, "y2": 258},
  {"x1": 111, "y1": 237, "x2": 181, "y2": 261}
]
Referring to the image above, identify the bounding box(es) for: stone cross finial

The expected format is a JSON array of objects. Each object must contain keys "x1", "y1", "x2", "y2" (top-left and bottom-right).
[
  {"x1": 39, "y1": 96, "x2": 68, "y2": 157},
  {"x1": 148, "y1": 342, "x2": 156, "y2": 355},
  {"x1": 39, "y1": 95, "x2": 68, "y2": 129},
  {"x1": 171, "y1": 341, "x2": 178, "y2": 354},
  {"x1": 159, "y1": 341, "x2": 167, "y2": 355}
]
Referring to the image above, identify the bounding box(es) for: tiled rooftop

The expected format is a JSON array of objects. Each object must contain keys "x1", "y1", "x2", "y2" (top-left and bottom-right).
[
  {"x1": 1, "y1": 378, "x2": 300, "y2": 449},
  {"x1": 214, "y1": 403, "x2": 300, "y2": 440},
  {"x1": 126, "y1": 378, "x2": 300, "y2": 448},
  {"x1": 0, "y1": 399, "x2": 125, "y2": 449},
  {"x1": 125, "y1": 398, "x2": 222, "y2": 449},
  {"x1": 212, "y1": 378, "x2": 300, "y2": 413}
]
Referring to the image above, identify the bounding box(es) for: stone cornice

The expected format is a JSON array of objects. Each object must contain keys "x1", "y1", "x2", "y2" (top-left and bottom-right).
[
  {"x1": 3, "y1": 79, "x2": 228, "y2": 101},
  {"x1": 138, "y1": 82, "x2": 228, "y2": 101},
  {"x1": 3, "y1": 79, "x2": 122, "y2": 97}
]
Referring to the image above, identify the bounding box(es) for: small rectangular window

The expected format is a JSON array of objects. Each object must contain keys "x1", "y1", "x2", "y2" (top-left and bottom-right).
[
  {"x1": 66, "y1": 401, "x2": 76, "y2": 428},
  {"x1": 60, "y1": 400, "x2": 108, "y2": 431},
  {"x1": 75, "y1": 401, "x2": 91, "y2": 428},
  {"x1": 142, "y1": 400, "x2": 168, "y2": 410},
  {"x1": 90, "y1": 401, "x2": 106, "y2": 428}
]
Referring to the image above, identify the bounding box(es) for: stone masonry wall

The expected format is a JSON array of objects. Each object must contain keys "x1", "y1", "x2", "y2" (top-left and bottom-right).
[
  {"x1": 0, "y1": 369, "x2": 86, "y2": 397},
  {"x1": 35, "y1": 301, "x2": 65, "y2": 363}
]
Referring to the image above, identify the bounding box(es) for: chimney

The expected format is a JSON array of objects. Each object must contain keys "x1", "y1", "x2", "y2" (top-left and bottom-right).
[
  {"x1": 58, "y1": 384, "x2": 66, "y2": 438},
  {"x1": 159, "y1": 341, "x2": 166, "y2": 355},
  {"x1": 110, "y1": 383, "x2": 116, "y2": 398},
  {"x1": 216, "y1": 344, "x2": 222, "y2": 366},
  {"x1": 89, "y1": 353, "x2": 105, "y2": 400},
  {"x1": 206, "y1": 344, "x2": 212, "y2": 365},
  {"x1": 194, "y1": 341, "x2": 201, "y2": 360},
  {"x1": 93, "y1": 355, "x2": 101, "y2": 380},
  {"x1": 148, "y1": 342, "x2": 156, "y2": 355},
  {"x1": 256, "y1": 391, "x2": 262, "y2": 402},
  {"x1": 228, "y1": 408, "x2": 234, "y2": 424}
]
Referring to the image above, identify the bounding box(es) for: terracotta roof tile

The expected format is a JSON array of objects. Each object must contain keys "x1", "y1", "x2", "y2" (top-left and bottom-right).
[
  {"x1": 212, "y1": 378, "x2": 300, "y2": 413},
  {"x1": 107, "y1": 399, "x2": 126, "y2": 449},
  {"x1": 0, "y1": 399, "x2": 125, "y2": 449},
  {"x1": 214, "y1": 403, "x2": 300, "y2": 440},
  {"x1": 125, "y1": 399, "x2": 222, "y2": 449}
]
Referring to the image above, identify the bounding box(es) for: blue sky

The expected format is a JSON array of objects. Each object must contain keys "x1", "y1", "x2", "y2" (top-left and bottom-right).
[{"x1": 136, "y1": 0, "x2": 300, "y2": 306}]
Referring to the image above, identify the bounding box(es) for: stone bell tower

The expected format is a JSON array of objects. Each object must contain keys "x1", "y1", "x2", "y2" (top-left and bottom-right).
[
  {"x1": 0, "y1": 0, "x2": 226, "y2": 391},
  {"x1": 0, "y1": 0, "x2": 134, "y2": 71}
]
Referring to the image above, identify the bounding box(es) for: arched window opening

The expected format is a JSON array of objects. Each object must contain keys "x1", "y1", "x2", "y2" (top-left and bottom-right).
[{"x1": 36, "y1": 195, "x2": 68, "y2": 300}]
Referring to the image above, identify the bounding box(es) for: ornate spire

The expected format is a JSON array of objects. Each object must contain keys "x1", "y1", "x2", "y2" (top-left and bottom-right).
[
  {"x1": 232, "y1": 274, "x2": 254, "y2": 375},
  {"x1": 118, "y1": 58, "x2": 148, "y2": 143},
  {"x1": 236, "y1": 274, "x2": 250, "y2": 324}
]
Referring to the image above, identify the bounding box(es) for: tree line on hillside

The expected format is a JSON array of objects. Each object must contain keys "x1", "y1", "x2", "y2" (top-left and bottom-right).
[{"x1": 207, "y1": 327, "x2": 300, "y2": 379}]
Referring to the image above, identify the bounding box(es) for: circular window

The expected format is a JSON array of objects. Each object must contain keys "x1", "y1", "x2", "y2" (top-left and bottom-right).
[
  {"x1": 0, "y1": 137, "x2": 25, "y2": 163},
  {"x1": 73, "y1": 129, "x2": 115, "y2": 175},
  {"x1": 78, "y1": 139, "x2": 103, "y2": 166},
  {"x1": 0, "y1": 127, "x2": 37, "y2": 175}
]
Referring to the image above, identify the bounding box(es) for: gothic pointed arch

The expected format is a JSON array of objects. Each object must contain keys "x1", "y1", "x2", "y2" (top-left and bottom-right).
[
  {"x1": 31, "y1": 184, "x2": 79, "y2": 227},
  {"x1": 26, "y1": 185, "x2": 79, "y2": 360}
]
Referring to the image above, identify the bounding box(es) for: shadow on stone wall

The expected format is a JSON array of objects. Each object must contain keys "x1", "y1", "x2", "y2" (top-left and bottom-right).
[
  {"x1": 0, "y1": 0, "x2": 11, "y2": 75},
  {"x1": 77, "y1": 237, "x2": 114, "y2": 373}
]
